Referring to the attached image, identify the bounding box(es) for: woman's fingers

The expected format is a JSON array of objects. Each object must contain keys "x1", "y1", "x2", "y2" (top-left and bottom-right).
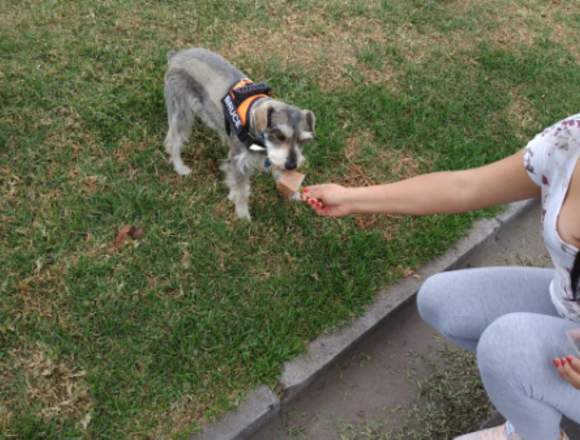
[
  {"x1": 304, "y1": 195, "x2": 324, "y2": 209},
  {"x1": 302, "y1": 185, "x2": 330, "y2": 200},
  {"x1": 554, "y1": 357, "x2": 580, "y2": 389},
  {"x1": 568, "y1": 356, "x2": 580, "y2": 374},
  {"x1": 304, "y1": 196, "x2": 341, "y2": 217},
  {"x1": 302, "y1": 184, "x2": 351, "y2": 217}
]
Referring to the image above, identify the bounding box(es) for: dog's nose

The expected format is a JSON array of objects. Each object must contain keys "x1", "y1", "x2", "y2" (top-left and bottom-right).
[{"x1": 285, "y1": 149, "x2": 298, "y2": 170}]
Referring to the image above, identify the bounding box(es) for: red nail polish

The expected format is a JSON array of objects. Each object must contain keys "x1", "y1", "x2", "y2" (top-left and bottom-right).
[
  {"x1": 555, "y1": 359, "x2": 562, "y2": 368},
  {"x1": 567, "y1": 356, "x2": 574, "y2": 363},
  {"x1": 303, "y1": 188, "x2": 309, "y2": 193},
  {"x1": 553, "y1": 359, "x2": 559, "y2": 368}
]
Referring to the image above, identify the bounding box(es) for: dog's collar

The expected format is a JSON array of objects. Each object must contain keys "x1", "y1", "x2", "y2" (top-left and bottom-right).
[{"x1": 222, "y1": 79, "x2": 272, "y2": 153}]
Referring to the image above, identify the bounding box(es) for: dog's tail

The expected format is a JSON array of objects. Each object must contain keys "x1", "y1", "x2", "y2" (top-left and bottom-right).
[{"x1": 166, "y1": 50, "x2": 178, "y2": 63}]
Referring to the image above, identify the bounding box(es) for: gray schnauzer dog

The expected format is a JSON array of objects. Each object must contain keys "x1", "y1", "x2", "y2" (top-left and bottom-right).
[{"x1": 163, "y1": 48, "x2": 315, "y2": 220}]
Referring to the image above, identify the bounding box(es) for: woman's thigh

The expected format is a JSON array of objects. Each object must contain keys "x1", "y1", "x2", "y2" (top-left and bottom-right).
[{"x1": 417, "y1": 266, "x2": 557, "y2": 349}]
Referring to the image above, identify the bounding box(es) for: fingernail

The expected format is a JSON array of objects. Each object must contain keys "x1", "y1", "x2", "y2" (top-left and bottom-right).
[
  {"x1": 567, "y1": 356, "x2": 574, "y2": 363},
  {"x1": 555, "y1": 359, "x2": 562, "y2": 368},
  {"x1": 303, "y1": 188, "x2": 309, "y2": 193},
  {"x1": 553, "y1": 359, "x2": 559, "y2": 368}
]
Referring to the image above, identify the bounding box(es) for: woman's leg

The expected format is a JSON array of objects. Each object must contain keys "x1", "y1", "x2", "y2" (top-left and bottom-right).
[
  {"x1": 417, "y1": 267, "x2": 557, "y2": 351},
  {"x1": 477, "y1": 313, "x2": 580, "y2": 440}
]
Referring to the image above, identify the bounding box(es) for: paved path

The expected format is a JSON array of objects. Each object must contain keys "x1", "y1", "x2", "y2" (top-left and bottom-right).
[{"x1": 253, "y1": 202, "x2": 580, "y2": 439}]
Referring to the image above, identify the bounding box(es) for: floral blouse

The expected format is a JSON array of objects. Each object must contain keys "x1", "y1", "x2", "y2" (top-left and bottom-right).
[{"x1": 523, "y1": 114, "x2": 580, "y2": 320}]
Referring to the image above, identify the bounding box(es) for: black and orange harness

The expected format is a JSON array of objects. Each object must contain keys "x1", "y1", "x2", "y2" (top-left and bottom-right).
[{"x1": 222, "y1": 79, "x2": 272, "y2": 152}]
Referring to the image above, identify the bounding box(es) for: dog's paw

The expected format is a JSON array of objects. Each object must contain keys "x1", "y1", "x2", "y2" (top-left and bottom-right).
[
  {"x1": 235, "y1": 207, "x2": 252, "y2": 221},
  {"x1": 174, "y1": 164, "x2": 192, "y2": 176}
]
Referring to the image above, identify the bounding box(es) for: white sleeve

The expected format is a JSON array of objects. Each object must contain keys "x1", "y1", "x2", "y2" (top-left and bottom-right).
[{"x1": 523, "y1": 130, "x2": 550, "y2": 187}]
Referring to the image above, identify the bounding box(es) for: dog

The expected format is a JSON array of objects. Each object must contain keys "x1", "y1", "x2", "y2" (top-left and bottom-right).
[{"x1": 163, "y1": 48, "x2": 315, "y2": 220}]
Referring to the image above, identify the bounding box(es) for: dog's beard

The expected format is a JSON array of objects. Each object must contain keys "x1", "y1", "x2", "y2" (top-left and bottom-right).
[{"x1": 264, "y1": 142, "x2": 304, "y2": 171}]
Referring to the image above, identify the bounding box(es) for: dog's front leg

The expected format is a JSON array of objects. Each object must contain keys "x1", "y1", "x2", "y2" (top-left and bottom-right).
[{"x1": 221, "y1": 158, "x2": 252, "y2": 221}]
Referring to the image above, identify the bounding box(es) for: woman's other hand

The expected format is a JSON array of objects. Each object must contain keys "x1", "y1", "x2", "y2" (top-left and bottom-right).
[{"x1": 554, "y1": 356, "x2": 580, "y2": 389}]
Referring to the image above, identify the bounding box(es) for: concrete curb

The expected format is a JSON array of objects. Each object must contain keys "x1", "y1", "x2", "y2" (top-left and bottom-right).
[
  {"x1": 194, "y1": 200, "x2": 536, "y2": 440},
  {"x1": 195, "y1": 386, "x2": 279, "y2": 440}
]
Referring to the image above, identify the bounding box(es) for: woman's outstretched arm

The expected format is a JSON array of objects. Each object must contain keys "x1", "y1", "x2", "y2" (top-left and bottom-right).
[{"x1": 304, "y1": 150, "x2": 540, "y2": 217}]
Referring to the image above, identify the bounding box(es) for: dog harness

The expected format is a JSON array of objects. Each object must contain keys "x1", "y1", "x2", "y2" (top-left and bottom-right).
[{"x1": 222, "y1": 79, "x2": 272, "y2": 152}]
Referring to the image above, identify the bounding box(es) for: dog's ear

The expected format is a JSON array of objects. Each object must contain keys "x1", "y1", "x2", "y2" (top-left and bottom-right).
[
  {"x1": 252, "y1": 105, "x2": 272, "y2": 133},
  {"x1": 303, "y1": 110, "x2": 315, "y2": 136},
  {"x1": 267, "y1": 106, "x2": 275, "y2": 129}
]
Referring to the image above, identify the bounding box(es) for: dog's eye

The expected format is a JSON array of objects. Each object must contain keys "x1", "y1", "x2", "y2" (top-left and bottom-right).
[{"x1": 270, "y1": 130, "x2": 286, "y2": 142}]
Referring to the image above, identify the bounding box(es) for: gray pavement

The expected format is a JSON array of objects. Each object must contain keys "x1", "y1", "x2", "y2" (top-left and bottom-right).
[{"x1": 252, "y1": 202, "x2": 580, "y2": 439}]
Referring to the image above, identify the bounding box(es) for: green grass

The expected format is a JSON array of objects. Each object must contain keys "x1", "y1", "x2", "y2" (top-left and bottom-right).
[{"x1": 1, "y1": 0, "x2": 579, "y2": 437}]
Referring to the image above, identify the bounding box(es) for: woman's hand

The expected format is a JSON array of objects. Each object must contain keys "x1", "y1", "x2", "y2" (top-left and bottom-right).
[
  {"x1": 303, "y1": 184, "x2": 354, "y2": 217},
  {"x1": 553, "y1": 356, "x2": 580, "y2": 389}
]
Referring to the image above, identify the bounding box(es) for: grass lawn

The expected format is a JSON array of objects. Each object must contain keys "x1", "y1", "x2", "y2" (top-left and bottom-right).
[{"x1": 1, "y1": 0, "x2": 579, "y2": 437}]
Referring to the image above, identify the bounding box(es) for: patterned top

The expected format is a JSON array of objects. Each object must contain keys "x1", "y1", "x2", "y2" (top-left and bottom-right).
[{"x1": 523, "y1": 114, "x2": 580, "y2": 320}]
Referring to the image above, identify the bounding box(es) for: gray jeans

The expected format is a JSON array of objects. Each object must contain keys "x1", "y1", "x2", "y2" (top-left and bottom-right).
[{"x1": 417, "y1": 267, "x2": 580, "y2": 440}]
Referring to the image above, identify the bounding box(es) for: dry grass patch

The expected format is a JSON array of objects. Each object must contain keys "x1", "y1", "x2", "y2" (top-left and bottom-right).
[
  {"x1": 7, "y1": 345, "x2": 93, "y2": 429},
  {"x1": 339, "y1": 131, "x2": 423, "y2": 238},
  {"x1": 506, "y1": 89, "x2": 540, "y2": 141},
  {"x1": 11, "y1": 260, "x2": 83, "y2": 334},
  {"x1": 342, "y1": 131, "x2": 426, "y2": 184},
  {"x1": 224, "y1": 8, "x2": 400, "y2": 91},
  {"x1": 149, "y1": 393, "x2": 213, "y2": 439},
  {"x1": 342, "y1": 131, "x2": 380, "y2": 187},
  {"x1": 457, "y1": 0, "x2": 580, "y2": 61},
  {"x1": 0, "y1": 404, "x2": 13, "y2": 434},
  {"x1": 390, "y1": 24, "x2": 465, "y2": 65}
]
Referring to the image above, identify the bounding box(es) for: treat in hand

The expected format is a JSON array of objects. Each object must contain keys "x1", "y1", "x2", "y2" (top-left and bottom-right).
[
  {"x1": 276, "y1": 170, "x2": 306, "y2": 199},
  {"x1": 276, "y1": 171, "x2": 323, "y2": 207}
]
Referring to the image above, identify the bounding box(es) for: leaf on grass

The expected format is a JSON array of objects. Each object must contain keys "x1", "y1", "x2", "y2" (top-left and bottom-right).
[
  {"x1": 129, "y1": 226, "x2": 145, "y2": 239},
  {"x1": 114, "y1": 225, "x2": 145, "y2": 249}
]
